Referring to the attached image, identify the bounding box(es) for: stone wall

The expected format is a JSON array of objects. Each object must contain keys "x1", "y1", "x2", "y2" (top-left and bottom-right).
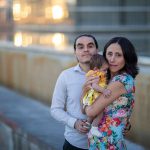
[
  {"x1": 0, "y1": 42, "x2": 76, "y2": 105},
  {"x1": 128, "y1": 72, "x2": 150, "y2": 149}
]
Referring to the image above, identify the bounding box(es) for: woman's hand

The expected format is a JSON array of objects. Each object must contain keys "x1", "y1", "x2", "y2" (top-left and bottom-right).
[
  {"x1": 83, "y1": 75, "x2": 99, "y2": 92},
  {"x1": 92, "y1": 83, "x2": 104, "y2": 93}
]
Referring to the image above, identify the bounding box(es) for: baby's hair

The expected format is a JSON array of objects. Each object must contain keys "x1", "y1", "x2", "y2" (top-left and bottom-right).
[{"x1": 90, "y1": 54, "x2": 107, "y2": 70}]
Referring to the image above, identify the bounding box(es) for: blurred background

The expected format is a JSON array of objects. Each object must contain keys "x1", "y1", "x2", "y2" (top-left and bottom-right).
[
  {"x1": 0, "y1": 0, "x2": 150, "y2": 55},
  {"x1": 0, "y1": 0, "x2": 150, "y2": 149}
]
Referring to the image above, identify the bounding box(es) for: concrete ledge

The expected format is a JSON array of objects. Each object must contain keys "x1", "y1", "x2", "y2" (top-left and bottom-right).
[{"x1": 0, "y1": 43, "x2": 76, "y2": 105}]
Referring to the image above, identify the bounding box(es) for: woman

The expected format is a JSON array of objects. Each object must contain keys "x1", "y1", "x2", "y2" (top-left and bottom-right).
[{"x1": 83, "y1": 37, "x2": 139, "y2": 149}]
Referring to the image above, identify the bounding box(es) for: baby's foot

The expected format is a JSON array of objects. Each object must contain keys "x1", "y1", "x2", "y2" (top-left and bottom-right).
[
  {"x1": 90, "y1": 126, "x2": 102, "y2": 137},
  {"x1": 83, "y1": 121, "x2": 91, "y2": 129}
]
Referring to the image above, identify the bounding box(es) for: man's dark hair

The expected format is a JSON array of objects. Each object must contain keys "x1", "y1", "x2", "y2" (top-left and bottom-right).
[{"x1": 74, "y1": 34, "x2": 98, "y2": 50}]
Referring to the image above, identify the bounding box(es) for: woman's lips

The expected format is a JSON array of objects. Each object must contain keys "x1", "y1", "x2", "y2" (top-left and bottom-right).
[{"x1": 110, "y1": 64, "x2": 117, "y2": 67}]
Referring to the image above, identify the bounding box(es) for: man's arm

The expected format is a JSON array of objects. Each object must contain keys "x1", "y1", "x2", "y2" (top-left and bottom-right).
[
  {"x1": 80, "y1": 90, "x2": 86, "y2": 114},
  {"x1": 50, "y1": 72, "x2": 77, "y2": 128}
]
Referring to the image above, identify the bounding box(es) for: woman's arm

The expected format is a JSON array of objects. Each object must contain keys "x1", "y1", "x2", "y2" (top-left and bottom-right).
[{"x1": 85, "y1": 81, "x2": 127, "y2": 118}]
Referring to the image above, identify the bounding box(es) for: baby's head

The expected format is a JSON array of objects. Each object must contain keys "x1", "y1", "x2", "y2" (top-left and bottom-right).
[{"x1": 89, "y1": 54, "x2": 108, "y2": 72}]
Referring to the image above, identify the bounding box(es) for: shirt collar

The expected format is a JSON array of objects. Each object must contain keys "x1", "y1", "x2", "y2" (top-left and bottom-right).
[{"x1": 74, "y1": 64, "x2": 86, "y2": 74}]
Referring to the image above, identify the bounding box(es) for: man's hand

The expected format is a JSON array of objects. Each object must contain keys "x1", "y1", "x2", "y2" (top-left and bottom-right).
[
  {"x1": 74, "y1": 119, "x2": 90, "y2": 134},
  {"x1": 123, "y1": 119, "x2": 131, "y2": 136}
]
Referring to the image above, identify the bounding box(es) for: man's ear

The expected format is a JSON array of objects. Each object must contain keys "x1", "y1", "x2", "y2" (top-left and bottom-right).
[{"x1": 96, "y1": 48, "x2": 99, "y2": 53}]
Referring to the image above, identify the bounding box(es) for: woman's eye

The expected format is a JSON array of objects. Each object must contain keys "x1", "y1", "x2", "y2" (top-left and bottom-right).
[
  {"x1": 107, "y1": 52, "x2": 112, "y2": 56},
  {"x1": 116, "y1": 53, "x2": 122, "y2": 57},
  {"x1": 101, "y1": 69, "x2": 107, "y2": 73}
]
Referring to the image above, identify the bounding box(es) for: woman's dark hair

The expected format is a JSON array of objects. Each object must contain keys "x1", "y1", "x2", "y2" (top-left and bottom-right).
[
  {"x1": 74, "y1": 34, "x2": 98, "y2": 50},
  {"x1": 103, "y1": 37, "x2": 139, "y2": 78},
  {"x1": 89, "y1": 54, "x2": 107, "y2": 70}
]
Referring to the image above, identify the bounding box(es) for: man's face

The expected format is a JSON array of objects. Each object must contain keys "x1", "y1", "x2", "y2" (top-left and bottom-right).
[{"x1": 74, "y1": 36, "x2": 98, "y2": 64}]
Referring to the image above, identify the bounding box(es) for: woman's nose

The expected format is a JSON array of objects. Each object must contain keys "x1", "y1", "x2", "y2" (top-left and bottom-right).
[{"x1": 110, "y1": 55, "x2": 115, "y2": 62}]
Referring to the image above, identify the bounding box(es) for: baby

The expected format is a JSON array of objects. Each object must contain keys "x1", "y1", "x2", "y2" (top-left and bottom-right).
[{"x1": 81, "y1": 54, "x2": 111, "y2": 137}]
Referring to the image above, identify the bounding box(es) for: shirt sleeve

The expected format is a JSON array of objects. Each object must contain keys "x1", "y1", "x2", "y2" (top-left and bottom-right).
[
  {"x1": 50, "y1": 71, "x2": 77, "y2": 128},
  {"x1": 111, "y1": 74, "x2": 135, "y2": 93}
]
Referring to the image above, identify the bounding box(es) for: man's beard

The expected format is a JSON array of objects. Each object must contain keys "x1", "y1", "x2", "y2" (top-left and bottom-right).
[
  {"x1": 84, "y1": 61, "x2": 90, "y2": 64},
  {"x1": 77, "y1": 58, "x2": 90, "y2": 65},
  {"x1": 76, "y1": 57, "x2": 90, "y2": 64}
]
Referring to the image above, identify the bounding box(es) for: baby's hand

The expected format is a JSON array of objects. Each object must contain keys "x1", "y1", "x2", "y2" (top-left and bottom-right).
[
  {"x1": 92, "y1": 83, "x2": 101, "y2": 92},
  {"x1": 103, "y1": 89, "x2": 112, "y2": 98}
]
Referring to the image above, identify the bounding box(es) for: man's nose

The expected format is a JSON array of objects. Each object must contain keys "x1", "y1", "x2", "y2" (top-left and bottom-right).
[{"x1": 83, "y1": 46, "x2": 89, "y2": 51}]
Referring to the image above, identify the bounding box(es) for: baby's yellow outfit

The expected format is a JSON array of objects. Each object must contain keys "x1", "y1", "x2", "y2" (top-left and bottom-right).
[{"x1": 82, "y1": 70, "x2": 107, "y2": 107}]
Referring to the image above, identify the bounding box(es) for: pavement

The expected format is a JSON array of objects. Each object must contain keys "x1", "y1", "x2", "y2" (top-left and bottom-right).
[{"x1": 0, "y1": 86, "x2": 145, "y2": 150}]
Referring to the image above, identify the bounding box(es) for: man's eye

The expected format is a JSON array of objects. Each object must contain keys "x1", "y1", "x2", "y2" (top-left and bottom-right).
[
  {"x1": 77, "y1": 46, "x2": 83, "y2": 49},
  {"x1": 88, "y1": 45, "x2": 94, "y2": 48}
]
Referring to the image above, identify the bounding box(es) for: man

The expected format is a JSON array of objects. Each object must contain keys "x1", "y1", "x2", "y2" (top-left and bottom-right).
[{"x1": 50, "y1": 34, "x2": 99, "y2": 150}]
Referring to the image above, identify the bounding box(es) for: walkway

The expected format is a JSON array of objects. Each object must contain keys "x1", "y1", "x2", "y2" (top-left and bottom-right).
[{"x1": 0, "y1": 86, "x2": 145, "y2": 150}]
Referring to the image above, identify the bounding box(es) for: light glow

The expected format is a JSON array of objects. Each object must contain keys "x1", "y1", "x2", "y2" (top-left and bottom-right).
[
  {"x1": 14, "y1": 32, "x2": 33, "y2": 47},
  {"x1": 52, "y1": 33, "x2": 66, "y2": 50},
  {"x1": 13, "y1": 3, "x2": 21, "y2": 20},
  {"x1": 52, "y1": 5, "x2": 64, "y2": 20},
  {"x1": 14, "y1": 32, "x2": 22, "y2": 47}
]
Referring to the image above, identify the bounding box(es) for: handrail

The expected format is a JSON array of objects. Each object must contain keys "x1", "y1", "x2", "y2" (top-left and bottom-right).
[
  {"x1": 15, "y1": 24, "x2": 150, "y2": 33},
  {"x1": 68, "y1": 6, "x2": 150, "y2": 12},
  {"x1": 0, "y1": 41, "x2": 149, "y2": 66}
]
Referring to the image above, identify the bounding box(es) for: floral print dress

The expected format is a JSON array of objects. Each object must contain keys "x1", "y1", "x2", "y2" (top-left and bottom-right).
[{"x1": 88, "y1": 73, "x2": 135, "y2": 150}]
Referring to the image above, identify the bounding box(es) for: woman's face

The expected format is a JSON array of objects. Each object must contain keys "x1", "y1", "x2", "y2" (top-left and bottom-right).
[{"x1": 105, "y1": 43, "x2": 125, "y2": 76}]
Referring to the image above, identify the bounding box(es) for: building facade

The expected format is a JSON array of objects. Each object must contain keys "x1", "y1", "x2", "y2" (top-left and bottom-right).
[{"x1": 0, "y1": 0, "x2": 150, "y2": 56}]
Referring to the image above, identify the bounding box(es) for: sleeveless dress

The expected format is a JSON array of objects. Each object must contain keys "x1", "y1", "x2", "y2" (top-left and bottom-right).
[{"x1": 88, "y1": 73, "x2": 135, "y2": 150}]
